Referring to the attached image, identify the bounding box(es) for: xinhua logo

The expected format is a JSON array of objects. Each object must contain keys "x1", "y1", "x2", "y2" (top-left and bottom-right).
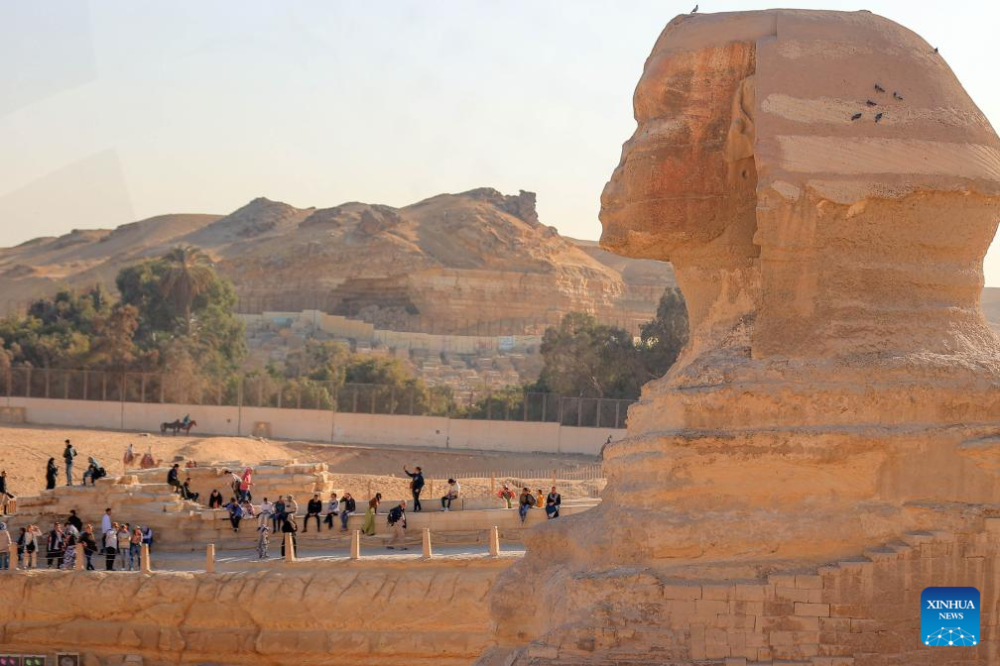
[{"x1": 921, "y1": 587, "x2": 980, "y2": 646}]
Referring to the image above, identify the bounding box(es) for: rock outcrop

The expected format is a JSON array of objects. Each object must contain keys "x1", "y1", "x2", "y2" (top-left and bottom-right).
[
  {"x1": 480, "y1": 9, "x2": 1000, "y2": 665},
  {"x1": 0, "y1": 189, "x2": 675, "y2": 336}
]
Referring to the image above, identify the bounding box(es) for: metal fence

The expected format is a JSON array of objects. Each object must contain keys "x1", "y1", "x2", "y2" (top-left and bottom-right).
[{"x1": 1, "y1": 367, "x2": 633, "y2": 428}]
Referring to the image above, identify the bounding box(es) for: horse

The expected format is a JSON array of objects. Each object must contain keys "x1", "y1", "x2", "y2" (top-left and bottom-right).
[{"x1": 160, "y1": 419, "x2": 198, "y2": 435}]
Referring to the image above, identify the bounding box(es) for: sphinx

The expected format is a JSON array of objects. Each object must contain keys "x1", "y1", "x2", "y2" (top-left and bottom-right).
[{"x1": 478, "y1": 9, "x2": 1000, "y2": 665}]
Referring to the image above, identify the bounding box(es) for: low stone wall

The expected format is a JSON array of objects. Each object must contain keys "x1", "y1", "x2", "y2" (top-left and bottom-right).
[
  {"x1": 5, "y1": 397, "x2": 622, "y2": 456},
  {"x1": 0, "y1": 557, "x2": 512, "y2": 666}
]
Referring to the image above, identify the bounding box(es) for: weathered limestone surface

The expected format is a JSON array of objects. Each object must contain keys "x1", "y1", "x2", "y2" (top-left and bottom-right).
[
  {"x1": 479, "y1": 9, "x2": 1000, "y2": 665},
  {"x1": 0, "y1": 558, "x2": 509, "y2": 666}
]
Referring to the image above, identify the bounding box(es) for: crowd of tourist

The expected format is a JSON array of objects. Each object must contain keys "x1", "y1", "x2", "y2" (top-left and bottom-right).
[{"x1": 0, "y1": 440, "x2": 572, "y2": 569}]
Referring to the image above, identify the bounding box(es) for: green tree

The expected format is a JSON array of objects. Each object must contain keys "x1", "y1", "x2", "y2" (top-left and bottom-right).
[
  {"x1": 535, "y1": 312, "x2": 643, "y2": 399},
  {"x1": 638, "y1": 288, "x2": 689, "y2": 379},
  {"x1": 158, "y1": 247, "x2": 215, "y2": 332}
]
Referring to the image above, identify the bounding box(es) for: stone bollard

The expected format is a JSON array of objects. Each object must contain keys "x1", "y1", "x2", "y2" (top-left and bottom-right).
[
  {"x1": 206, "y1": 544, "x2": 215, "y2": 573},
  {"x1": 422, "y1": 528, "x2": 432, "y2": 559},
  {"x1": 350, "y1": 530, "x2": 360, "y2": 560},
  {"x1": 74, "y1": 543, "x2": 85, "y2": 571},
  {"x1": 489, "y1": 526, "x2": 500, "y2": 557},
  {"x1": 284, "y1": 533, "x2": 296, "y2": 562},
  {"x1": 140, "y1": 544, "x2": 151, "y2": 573},
  {"x1": 7, "y1": 542, "x2": 17, "y2": 570}
]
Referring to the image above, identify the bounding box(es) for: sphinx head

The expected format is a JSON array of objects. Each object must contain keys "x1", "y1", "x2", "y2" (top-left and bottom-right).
[{"x1": 601, "y1": 10, "x2": 1000, "y2": 361}]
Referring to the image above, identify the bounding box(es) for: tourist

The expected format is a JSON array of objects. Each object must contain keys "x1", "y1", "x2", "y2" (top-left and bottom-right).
[
  {"x1": 208, "y1": 489, "x2": 224, "y2": 509},
  {"x1": 239, "y1": 467, "x2": 253, "y2": 502},
  {"x1": 286, "y1": 495, "x2": 300, "y2": 521},
  {"x1": 441, "y1": 478, "x2": 460, "y2": 511},
  {"x1": 181, "y1": 476, "x2": 199, "y2": 502},
  {"x1": 362, "y1": 493, "x2": 381, "y2": 536},
  {"x1": 272, "y1": 496, "x2": 287, "y2": 532},
  {"x1": 256, "y1": 522, "x2": 270, "y2": 559},
  {"x1": 166, "y1": 463, "x2": 182, "y2": 494},
  {"x1": 45, "y1": 457, "x2": 58, "y2": 490},
  {"x1": 304, "y1": 494, "x2": 323, "y2": 532},
  {"x1": 259, "y1": 497, "x2": 274, "y2": 527},
  {"x1": 81, "y1": 524, "x2": 97, "y2": 570},
  {"x1": 116, "y1": 523, "x2": 131, "y2": 570},
  {"x1": 546, "y1": 486, "x2": 562, "y2": 519},
  {"x1": 0, "y1": 521, "x2": 11, "y2": 570},
  {"x1": 103, "y1": 524, "x2": 118, "y2": 570},
  {"x1": 224, "y1": 497, "x2": 243, "y2": 533},
  {"x1": 280, "y1": 514, "x2": 298, "y2": 558},
  {"x1": 386, "y1": 500, "x2": 407, "y2": 550},
  {"x1": 241, "y1": 498, "x2": 256, "y2": 521},
  {"x1": 340, "y1": 492, "x2": 357, "y2": 532},
  {"x1": 61, "y1": 532, "x2": 78, "y2": 570},
  {"x1": 0, "y1": 469, "x2": 11, "y2": 515},
  {"x1": 497, "y1": 484, "x2": 515, "y2": 509},
  {"x1": 518, "y1": 487, "x2": 535, "y2": 524},
  {"x1": 101, "y1": 508, "x2": 113, "y2": 537},
  {"x1": 404, "y1": 466, "x2": 424, "y2": 511},
  {"x1": 45, "y1": 522, "x2": 64, "y2": 568},
  {"x1": 19, "y1": 524, "x2": 39, "y2": 568},
  {"x1": 15, "y1": 527, "x2": 27, "y2": 568},
  {"x1": 63, "y1": 439, "x2": 77, "y2": 486},
  {"x1": 536, "y1": 488, "x2": 545, "y2": 509},
  {"x1": 83, "y1": 457, "x2": 106, "y2": 486},
  {"x1": 123, "y1": 442, "x2": 135, "y2": 469},
  {"x1": 322, "y1": 492, "x2": 339, "y2": 530},
  {"x1": 129, "y1": 526, "x2": 143, "y2": 571},
  {"x1": 67, "y1": 509, "x2": 83, "y2": 533},
  {"x1": 225, "y1": 469, "x2": 242, "y2": 499},
  {"x1": 141, "y1": 525, "x2": 154, "y2": 551}
]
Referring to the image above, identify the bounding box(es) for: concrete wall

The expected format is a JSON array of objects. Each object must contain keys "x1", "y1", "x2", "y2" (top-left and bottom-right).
[{"x1": 6, "y1": 396, "x2": 624, "y2": 456}]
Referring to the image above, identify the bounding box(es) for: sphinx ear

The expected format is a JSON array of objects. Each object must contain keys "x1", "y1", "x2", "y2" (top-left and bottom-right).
[{"x1": 725, "y1": 75, "x2": 756, "y2": 167}]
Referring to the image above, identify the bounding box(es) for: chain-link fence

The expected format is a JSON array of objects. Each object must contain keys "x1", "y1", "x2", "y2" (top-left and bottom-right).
[{"x1": 1, "y1": 367, "x2": 633, "y2": 428}]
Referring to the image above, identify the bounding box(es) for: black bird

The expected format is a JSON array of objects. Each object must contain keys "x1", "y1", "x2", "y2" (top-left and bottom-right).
[
  {"x1": 851, "y1": 112, "x2": 863, "y2": 121},
  {"x1": 875, "y1": 112, "x2": 884, "y2": 123},
  {"x1": 874, "y1": 83, "x2": 886, "y2": 93},
  {"x1": 866, "y1": 100, "x2": 877, "y2": 106},
  {"x1": 933, "y1": 47, "x2": 939, "y2": 54},
  {"x1": 692, "y1": 4, "x2": 698, "y2": 12},
  {"x1": 893, "y1": 91, "x2": 904, "y2": 100}
]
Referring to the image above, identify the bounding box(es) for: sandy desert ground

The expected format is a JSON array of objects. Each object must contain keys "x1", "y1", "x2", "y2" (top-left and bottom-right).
[{"x1": 0, "y1": 424, "x2": 603, "y2": 502}]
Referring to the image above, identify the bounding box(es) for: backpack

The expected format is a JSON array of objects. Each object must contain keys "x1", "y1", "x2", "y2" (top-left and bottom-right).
[
  {"x1": 387, "y1": 506, "x2": 403, "y2": 526},
  {"x1": 64, "y1": 447, "x2": 76, "y2": 462}
]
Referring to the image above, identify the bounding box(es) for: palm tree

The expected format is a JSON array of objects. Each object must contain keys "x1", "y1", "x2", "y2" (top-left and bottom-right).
[{"x1": 159, "y1": 247, "x2": 215, "y2": 333}]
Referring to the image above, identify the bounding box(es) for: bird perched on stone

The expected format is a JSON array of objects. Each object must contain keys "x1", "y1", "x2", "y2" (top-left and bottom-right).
[
  {"x1": 874, "y1": 83, "x2": 886, "y2": 93},
  {"x1": 893, "y1": 91, "x2": 904, "y2": 100},
  {"x1": 933, "y1": 47, "x2": 939, "y2": 53},
  {"x1": 691, "y1": 4, "x2": 699, "y2": 13},
  {"x1": 875, "y1": 112, "x2": 884, "y2": 123},
  {"x1": 865, "y1": 100, "x2": 877, "y2": 106},
  {"x1": 851, "y1": 112, "x2": 863, "y2": 121}
]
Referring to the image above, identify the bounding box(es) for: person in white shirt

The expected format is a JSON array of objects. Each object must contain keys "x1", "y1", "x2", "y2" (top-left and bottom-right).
[
  {"x1": 323, "y1": 492, "x2": 340, "y2": 530},
  {"x1": 100, "y1": 508, "x2": 112, "y2": 536},
  {"x1": 103, "y1": 525, "x2": 118, "y2": 570},
  {"x1": 259, "y1": 498, "x2": 274, "y2": 527},
  {"x1": 440, "y1": 478, "x2": 460, "y2": 511}
]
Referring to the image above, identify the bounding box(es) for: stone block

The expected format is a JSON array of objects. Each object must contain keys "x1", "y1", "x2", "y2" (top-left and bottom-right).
[
  {"x1": 795, "y1": 575, "x2": 823, "y2": 589},
  {"x1": 795, "y1": 603, "x2": 830, "y2": 617},
  {"x1": 733, "y1": 584, "x2": 765, "y2": 601},
  {"x1": 663, "y1": 584, "x2": 702, "y2": 600}
]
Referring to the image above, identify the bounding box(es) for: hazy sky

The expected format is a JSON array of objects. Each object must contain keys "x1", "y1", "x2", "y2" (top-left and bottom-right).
[{"x1": 3, "y1": 1, "x2": 1000, "y2": 284}]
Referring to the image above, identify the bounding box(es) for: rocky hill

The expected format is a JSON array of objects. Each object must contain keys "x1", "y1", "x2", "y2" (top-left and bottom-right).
[{"x1": 0, "y1": 188, "x2": 674, "y2": 335}]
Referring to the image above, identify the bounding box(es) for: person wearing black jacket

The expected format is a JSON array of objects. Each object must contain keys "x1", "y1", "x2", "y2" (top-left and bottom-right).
[
  {"x1": 80, "y1": 524, "x2": 97, "y2": 570},
  {"x1": 386, "y1": 500, "x2": 408, "y2": 550},
  {"x1": 304, "y1": 494, "x2": 323, "y2": 532},
  {"x1": 208, "y1": 489, "x2": 224, "y2": 509},
  {"x1": 166, "y1": 464, "x2": 181, "y2": 493},
  {"x1": 45, "y1": 458, "x2": 58, "y2": 490},
  {"x1": 339, "y1": 493, "x2": 356, "y2": 532},
  {"x1": 404, "y1": 466, "x2": 424, "y2": 511},
  {"x1": 66, "y1": 509, "x2": 83, "y2": 533},
  {"x1": 545, "y1": 486, "x2": 562, "y2": 519},
  {"x1": 63, "y1": 440, "x2": 77, "y2": 486}
]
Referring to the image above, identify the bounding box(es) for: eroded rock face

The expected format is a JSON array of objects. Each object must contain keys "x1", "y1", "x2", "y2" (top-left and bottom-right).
[{"x1": 481, "y1": 9, "x2": 1000, "y2": 665}]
